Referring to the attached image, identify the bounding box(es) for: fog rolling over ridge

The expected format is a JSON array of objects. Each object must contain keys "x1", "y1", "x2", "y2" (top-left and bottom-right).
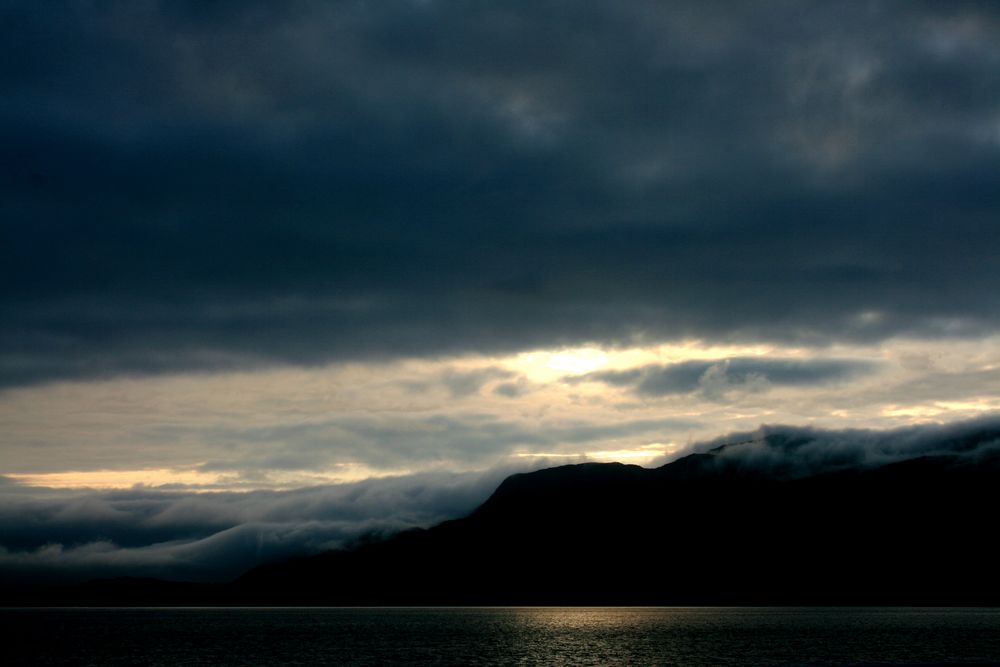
[
  {"x1": 689, "y1": 415, "x2": 1000, "y2": 478},
  {"x1": 2, "y1": 415, "x2": 999, "y2": 600},
  {"x1": 0, "y1": 465, "x2": 531, "y2": 586},
  {"x1": 235, "y1": 416, "x2": 1000, "y2": 605}
]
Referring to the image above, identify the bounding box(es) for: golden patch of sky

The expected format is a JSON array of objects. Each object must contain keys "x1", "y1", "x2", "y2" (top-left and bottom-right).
[{"x1": 6, "y1": 462, "x2": 410, "y2": 492}]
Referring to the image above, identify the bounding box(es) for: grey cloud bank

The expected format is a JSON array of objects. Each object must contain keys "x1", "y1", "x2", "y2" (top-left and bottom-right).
[
  {"x1": 689, "y1": 415, "x2": 1000, "y2": 479},
  {"x1": 585, "y1": 357, "x2": 877, "y2": 398},
  {"x1": 0, "y1": 464, "x2": 539, "y2": 585},
  {"x1": 2, "y1": 0, "x2": 1000, "y2": 386}
]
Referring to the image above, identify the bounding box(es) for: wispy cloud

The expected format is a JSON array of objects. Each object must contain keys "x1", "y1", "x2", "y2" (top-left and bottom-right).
[
  {"x1": 582, "y1": 357, "x2": 877, "y2": 399},
  {"x1": 0, "y1": 463, "x2": 544, "y2": 584}
]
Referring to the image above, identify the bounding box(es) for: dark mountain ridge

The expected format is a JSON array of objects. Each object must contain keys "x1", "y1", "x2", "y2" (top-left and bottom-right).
[
  {"x1": 10, "y1": 423, "x2": 1000, "y2": 606},
  {"x1": 233, "y1": 432, "x2": 1000, "y2": 605}
]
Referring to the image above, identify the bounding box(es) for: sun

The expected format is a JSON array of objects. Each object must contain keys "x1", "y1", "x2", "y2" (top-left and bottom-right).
[
  {"x1": 543, "y1": 347, "x2": 609, "y2": 374},
  {"x1": 507, "y1": 346, "x2": 610, "y2": 380}
]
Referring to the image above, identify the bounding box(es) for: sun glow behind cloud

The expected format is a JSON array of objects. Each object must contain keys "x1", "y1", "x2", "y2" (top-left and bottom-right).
[
  {"x1": 2, "y1": 336, "x2": 1000, "y2": 491},
  {"x1": 506, "y1": 341, "x2": 782, "y2": 382},
  {"x1": 514, "y1": 442, "x2": 681, "y2": 465}
]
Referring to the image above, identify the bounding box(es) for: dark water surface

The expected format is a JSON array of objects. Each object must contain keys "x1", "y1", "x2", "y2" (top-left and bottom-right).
[{"x1": 4, "y1": 607, "x2": 999, "y2": 666}]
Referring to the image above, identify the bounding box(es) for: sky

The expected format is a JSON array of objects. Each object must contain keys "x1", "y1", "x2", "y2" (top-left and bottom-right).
[{"x1": 2, "y1": 0, "x2": 1000, "y2": 582}]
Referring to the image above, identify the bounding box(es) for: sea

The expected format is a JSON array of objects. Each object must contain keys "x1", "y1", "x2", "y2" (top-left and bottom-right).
[{"x1": 3, "y1": 607, "x2": 999, "y2": 666}]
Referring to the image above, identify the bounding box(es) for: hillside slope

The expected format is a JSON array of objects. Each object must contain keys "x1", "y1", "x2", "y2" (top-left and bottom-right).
[{"x1": 234, "y1": 441, "x2": 1000, "y2": 605}]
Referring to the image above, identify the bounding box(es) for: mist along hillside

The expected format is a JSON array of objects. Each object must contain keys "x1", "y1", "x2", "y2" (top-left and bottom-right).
[
  {"x1": 13, "y1": 423, "x2": 1000, "y2": 606},
  {"x1": 233, "y1": 428, "x2": 1000, "y2": 605}
]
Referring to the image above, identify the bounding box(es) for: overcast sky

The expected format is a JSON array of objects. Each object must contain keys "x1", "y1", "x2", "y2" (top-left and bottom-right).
[{"x1": 2, "y1": 0, "x2": 999, "y2": 581}]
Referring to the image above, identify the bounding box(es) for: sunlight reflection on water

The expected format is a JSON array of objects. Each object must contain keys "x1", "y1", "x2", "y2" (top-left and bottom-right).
[{"x1": 5, "y1": 607, "x2": 1000, "y2": 666}]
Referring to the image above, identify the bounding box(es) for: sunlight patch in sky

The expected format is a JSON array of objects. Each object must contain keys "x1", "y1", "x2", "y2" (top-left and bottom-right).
[
  {"x1": 2, "y1": 336, "x2": 1000, "y2": 490},
  {"x1": 6, "y1": 462, "x2": 410, "y2": 491},
  {"x1": 506, "y1": 341, "x2": 782, "y2": 382},
  {"x1": 585, "y1": 443, "x2": 681, "y2": 464}
]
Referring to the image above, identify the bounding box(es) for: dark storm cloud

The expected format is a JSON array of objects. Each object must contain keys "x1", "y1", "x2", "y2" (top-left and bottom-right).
[
  {"x1": 584, "y1": 357, "x2": 876, "y2": 397},
  {"x1": 3, "y1": 1, "x2": 1000, "y2": 386}
]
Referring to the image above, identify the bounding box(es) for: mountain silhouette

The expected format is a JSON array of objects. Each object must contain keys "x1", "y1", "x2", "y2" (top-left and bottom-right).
[
  {"x1": 233, "y1": 439, "x2": 1000, "y2": 605},
  {"x1": 13, "y1": 427, "x2": 1000, "y2": 606}
]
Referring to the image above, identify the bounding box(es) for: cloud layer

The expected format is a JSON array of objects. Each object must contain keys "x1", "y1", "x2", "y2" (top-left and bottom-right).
[
  {"x1": 0, "y1": 463, "x2": 540, "y2": 585},
  {"x1": 583, "y1": 357, "x2": 876, "y2": 399},
  {"x1": 3, "y1": 1, "x2": 1000, "y2": 386},
  {"x1": 692, "y1": 414, "x2": 1000, "y2": 479}
]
